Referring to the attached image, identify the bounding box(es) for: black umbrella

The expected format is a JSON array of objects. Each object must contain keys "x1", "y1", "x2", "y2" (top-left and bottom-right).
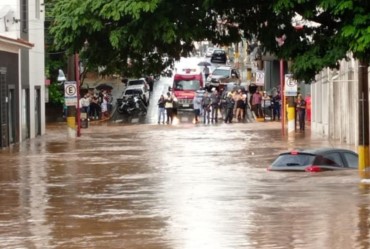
[
  {"x1": 197, "y1": 61, "x2": 212, "y2": 66},
  {"x1": 95, "y1": 83, "x2": 113, "y2": 90}
]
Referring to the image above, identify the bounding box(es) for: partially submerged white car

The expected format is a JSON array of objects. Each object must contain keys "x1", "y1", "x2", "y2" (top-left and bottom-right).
[{"x1": 121, "y1": 84, "x2": 150, "y2": 105}]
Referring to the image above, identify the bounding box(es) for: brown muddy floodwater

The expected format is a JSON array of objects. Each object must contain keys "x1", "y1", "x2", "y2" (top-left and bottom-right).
[{"x1": 0, "y1": 121, "x2": 368, "y2": 249}]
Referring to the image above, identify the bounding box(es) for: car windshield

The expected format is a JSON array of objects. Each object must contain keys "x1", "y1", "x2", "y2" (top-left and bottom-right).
[
  {"x1": 128, "y1": 80, "x2": 145, "y2": 86},
  {"x1": 213, "y1": 50, "x2": 225, "y2": 55},
  {"x1": 212, "y1": 69, "x2": 230, "y2": 77},
  {"x1": 125, "y1": 89, "x2": 143, "y2": 95},
  {"x1": 271, "y1": 154, "x2": 316, "y2": 167},
  {"x1": 174, "y1": 80, "x2": 200, "y2": 90}
]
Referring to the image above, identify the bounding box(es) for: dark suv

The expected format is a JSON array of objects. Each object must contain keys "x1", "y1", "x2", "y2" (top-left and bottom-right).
[{"x1": 210, "y1": 49, "x2": 227, "y2": 64}]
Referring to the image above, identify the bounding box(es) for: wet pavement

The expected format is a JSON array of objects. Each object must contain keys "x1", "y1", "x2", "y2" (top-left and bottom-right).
[{"x1": 1, "y1": 66, "x2": 369, "y2": 249}]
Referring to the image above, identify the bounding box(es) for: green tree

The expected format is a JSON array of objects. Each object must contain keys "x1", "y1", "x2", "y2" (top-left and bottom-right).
[
  {"x1": 49, "y1": 0, "x2": 241, "y2": 78},
  {"x1": 49, "y1": 0, "x2": 370, "y2": 82}
]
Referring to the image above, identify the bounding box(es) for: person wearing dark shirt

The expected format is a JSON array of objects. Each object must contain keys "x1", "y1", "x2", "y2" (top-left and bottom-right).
[
  {"x1": 296, "y1": 94, "x2": 306, "y2": 131},
  {"x1": 157, "y1": 94, "x2": 166, "y2": 124},
  {"x1": 224, "y1": 92, "x2": 235, "y2": 123},
  {"x1": 272, "y1": 91, "x2": 281, "y2": 121}
]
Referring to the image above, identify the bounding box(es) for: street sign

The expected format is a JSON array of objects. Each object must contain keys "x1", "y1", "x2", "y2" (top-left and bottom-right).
[
  {"x1": 284, "y1": 74, "x2": 297, "y2": 96},
  {"x1": 64, "y1": 81, "x2": 77, "y2": 106},
  {"x1": 255, "y1": 70, "x2": 264, "y2": 86}
]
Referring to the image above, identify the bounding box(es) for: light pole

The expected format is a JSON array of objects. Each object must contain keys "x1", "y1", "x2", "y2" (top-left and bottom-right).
[{"x1": 59, "y1": 61, "x2": 80, "y2": 138}]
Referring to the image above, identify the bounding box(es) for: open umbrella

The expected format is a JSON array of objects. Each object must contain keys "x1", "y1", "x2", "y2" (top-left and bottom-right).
[
  {"x1": 95, "y1": 83, "x2": 113, "y2": 90},
  {"x1": 197, "y1": 61, "x2": 212, "y2": 66}
]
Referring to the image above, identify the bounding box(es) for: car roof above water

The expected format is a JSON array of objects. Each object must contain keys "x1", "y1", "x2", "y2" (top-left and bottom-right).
[{"x1": 280, "y1": 148, "x2": 356, "y2": 155}]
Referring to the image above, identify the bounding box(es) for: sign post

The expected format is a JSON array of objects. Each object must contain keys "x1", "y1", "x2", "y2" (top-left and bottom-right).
[
  {"x1": 255, "y1": 70, "x2": 265, "y2": 86},
  {"x1": 64, "y1": 81, "x2": 77, "y2": 138},
  {"x1": 284, "y1": 74, "x2": 297, "y2": 133}
]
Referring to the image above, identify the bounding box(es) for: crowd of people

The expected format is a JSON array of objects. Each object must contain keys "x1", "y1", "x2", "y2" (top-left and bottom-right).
[
  {"x1": 157, "y1": 92, "x2": 176, "y2": 124},
  {"x1": 78, "y1": 89, "x2": 113, "y2": 121},
  {"x1": 192, "y1": 87, "x2": 249, "y2": 124},
  {"x1": 157, "y1": 86, "x2": 257, "y2": 125},
  {"x1": 155, "y1": 83, "x2": 304, "y2": 127}
]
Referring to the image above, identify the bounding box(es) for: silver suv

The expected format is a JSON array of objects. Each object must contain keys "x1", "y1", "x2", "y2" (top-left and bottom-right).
[{"x1": 206, "y1": 66, "x2": 241, "y2": 88}]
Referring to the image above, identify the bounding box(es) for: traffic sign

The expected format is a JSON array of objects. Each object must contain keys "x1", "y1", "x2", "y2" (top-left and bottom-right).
[
  {"x1": 284, "y1": 74, "x2": 297, "y2": 96},
  {"x1": 255, "y1": 70, "x2": 265, "y2": 86},
  {"x1": 64, "y1": 81, "x2": 78, "y2": 106}
]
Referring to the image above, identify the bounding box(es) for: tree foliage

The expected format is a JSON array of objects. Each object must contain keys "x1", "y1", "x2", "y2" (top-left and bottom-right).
[{"x1": 49, "y1": 0, "x2": 370, "y2": 82}]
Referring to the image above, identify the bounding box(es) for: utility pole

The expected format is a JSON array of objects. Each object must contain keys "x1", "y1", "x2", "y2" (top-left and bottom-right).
[
  {"x1": 65, "y1": 54, "x2": 81, "y2": 138},
  {"x1": 280, "y1": 59, "x2": 285, "y2": 136},
  {"x1": 359, "y1": 59, "x2": 369, "y2": 178}
]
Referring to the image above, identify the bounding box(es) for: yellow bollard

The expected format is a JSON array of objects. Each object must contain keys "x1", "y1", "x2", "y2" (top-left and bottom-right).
[
  {"x1": 359, "y1": 146, "x2": 370, "y2": 179},
  {"x1": 287, "y1": 106, "x2": 295, "y2": 133},
  {"x1": 66, "y1": 116, "x2": 76, "y2": 138}
]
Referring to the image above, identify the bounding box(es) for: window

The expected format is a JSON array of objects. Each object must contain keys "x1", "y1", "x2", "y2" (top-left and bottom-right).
[
  {"x1": 343, "y1": 152, "x2": 358, "y2": 168},
  {"x1": 128, "y1": 80, "x2": 145, "y2": 86},
  {"x1": 36, "y1": 0, "x2": 40, "y2": 19},
  {"x1": 317, "y1": 153, "x2": 343, "y2": 167},
  {"x1": 212, "y1": 69, "x2": 230, "y2": 77},
  {"x1": 174, "y1": 80, "x2": 200, "y2": 90},
  {"x1": 271, "y1": 154, "x2": 315, "y2": 167},
  {"x1": 231, "y1": 69, "x2": 239, "y2": 78},
  {"x1": 21, "y1": 0, "x2": 28, "y2": 33},
  {"x1": 125, "y1": 89, "x2": 143, "y2": 95}
]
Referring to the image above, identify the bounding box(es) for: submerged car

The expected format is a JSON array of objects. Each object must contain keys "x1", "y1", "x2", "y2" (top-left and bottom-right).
[{"x1": 268, "y1": 148, "x2": 358, "y2": 172}]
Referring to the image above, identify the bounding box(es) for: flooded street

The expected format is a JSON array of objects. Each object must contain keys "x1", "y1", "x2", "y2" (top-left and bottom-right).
[{"x1": 0, "y1": 75, "x2": 369, "y2": 249}]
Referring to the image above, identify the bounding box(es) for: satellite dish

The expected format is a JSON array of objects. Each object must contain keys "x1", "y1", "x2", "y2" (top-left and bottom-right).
[
  {"x1": 0, "y1": 6, "x2": 17, "y2": 31},
  {"x1": 0, "y1": 6, "x2": 11, "y2": 18}
]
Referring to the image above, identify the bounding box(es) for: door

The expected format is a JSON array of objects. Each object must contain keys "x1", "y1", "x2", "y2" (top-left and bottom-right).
[
  {"x1": 8, "y1": 88, "x2": 15, "y2": 144},
  {"x1": 0, "y1": 67, "x2": 8, "y2": 147},
  {"x1": 35, "y1": 88, "x2": 41, "y2": 136}
]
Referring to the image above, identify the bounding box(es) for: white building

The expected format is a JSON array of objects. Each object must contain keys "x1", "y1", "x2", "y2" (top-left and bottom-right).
[
  {"x1": 0, "y1": 0, "x2": 45, "y2": 148},
  {"x1": 311, "y1": 57, "x2": 361, "y2": 146}
]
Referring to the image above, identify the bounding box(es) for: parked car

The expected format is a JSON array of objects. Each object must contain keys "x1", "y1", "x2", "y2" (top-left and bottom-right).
[
  {"x1": 206, "y1": 66, "x2": 240, "y2": 91},
  {"x1": 268, "y1": 148, "x2": 358, "y2": 172},
  {"x1": 127, "y1": 78, "x2": 149, "y2": 88},
  {"x1": 121, "y1": 85, "x2": 150, "y2": 105},
  {"x1": 205, "y1": 47, "x2": 215, "y2": 57},
  {"x1": 210, "y1": 49, "x2": 227, "y2": 64}
]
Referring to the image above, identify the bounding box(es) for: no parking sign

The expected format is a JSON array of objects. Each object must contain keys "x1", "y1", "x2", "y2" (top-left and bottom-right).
[
  {"x1": 284, "y1": 74, "x2": 297, "y2": 96},
  {"x1": 64, "y1": 81, "x2": 77, "y2": 106},
  {"x1": 255, "y1": 70, "x2": 264, "y2": 86}
]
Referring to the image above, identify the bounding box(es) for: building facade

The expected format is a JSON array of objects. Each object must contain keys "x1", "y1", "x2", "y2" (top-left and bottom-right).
[{"x1": 0, "y1": 0, "x2": 45, "y2": 148}]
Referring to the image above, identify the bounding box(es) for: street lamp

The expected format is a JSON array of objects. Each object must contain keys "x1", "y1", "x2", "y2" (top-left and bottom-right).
[{"x1": 57, "y1": 69, "x2": 66, "y2": 83}]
